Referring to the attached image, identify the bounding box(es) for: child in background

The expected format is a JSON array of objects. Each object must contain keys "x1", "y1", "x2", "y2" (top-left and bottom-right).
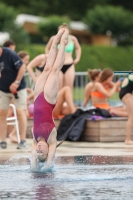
[{"x1": 83, "y1": 69, "x2": 101, "y2": 108}]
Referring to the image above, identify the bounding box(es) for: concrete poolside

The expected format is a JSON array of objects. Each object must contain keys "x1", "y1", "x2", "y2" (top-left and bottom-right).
[{"x1": 0, "y1": 138, "x2": 133, "y2": 160}]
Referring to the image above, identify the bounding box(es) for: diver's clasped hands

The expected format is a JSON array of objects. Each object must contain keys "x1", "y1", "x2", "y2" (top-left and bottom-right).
[
  {"x1": 31, "y1": 160, "x2": 53, "y2": 172},
  {"x1": 41, "y1": 161, "x2": 53, "y2": 172}
]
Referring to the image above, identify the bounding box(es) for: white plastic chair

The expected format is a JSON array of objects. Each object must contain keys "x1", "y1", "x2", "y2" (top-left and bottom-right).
[{"x1": 6, "y1": 104, "x2": 20, "y2": 143}]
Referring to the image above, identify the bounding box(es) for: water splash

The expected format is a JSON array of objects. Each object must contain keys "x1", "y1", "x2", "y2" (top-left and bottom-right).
[
  {"x1": 5, "y1": 154, "x2": 31, "y2": 165},
  {"x1": 2, "y1": 155, "x2": 31, "y2": 172},
  {"x1": 31, "y1": 160, "x2": 54, "y2": 173}
]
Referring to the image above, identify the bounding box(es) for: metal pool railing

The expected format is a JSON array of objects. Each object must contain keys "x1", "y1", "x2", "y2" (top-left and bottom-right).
[
  {"x1": 24, "y1": 72, "x2": 34, "y2": 89},
  {"x1": 24, "y1": 71, "x2": 132, "y2": 105},
  {"x1": 73, "y1": 72, "x2": 88, "y2": 105},
  {"x1": 73, "y1": 71, "x2": 131, "y2": 105},
  {"x1": 24, "y1": 72, "x2": 89, "y2": 105}
]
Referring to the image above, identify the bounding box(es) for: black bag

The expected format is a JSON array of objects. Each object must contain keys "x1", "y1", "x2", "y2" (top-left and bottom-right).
[{"x1": 57, "y1": 108, "x2": 111, "y2": 141}]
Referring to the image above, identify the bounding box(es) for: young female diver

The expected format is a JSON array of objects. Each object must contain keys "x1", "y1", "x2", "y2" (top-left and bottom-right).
[
  {"x1": 31, "y1": 28, "x2": 69, "y2": 171},
  {"x1": 119, "y1": 73, "x2": 133, "y2": 144},
  {"x1": 45, "y1": 23, "x2": 81, "y2": 91}
]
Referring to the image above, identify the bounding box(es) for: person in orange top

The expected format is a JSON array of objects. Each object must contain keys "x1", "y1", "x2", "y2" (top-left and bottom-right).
[
  {"x1": 83, "y1": 68, "x2": 128, "y2": 117},
  {"x1": 83, "y1": 69, "x2": 101, "y2": 108}
]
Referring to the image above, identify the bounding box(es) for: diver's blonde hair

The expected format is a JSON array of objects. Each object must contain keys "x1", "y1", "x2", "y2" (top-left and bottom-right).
[{"x1": 37, "y1": 154, "x2": 47, "y2": 162}]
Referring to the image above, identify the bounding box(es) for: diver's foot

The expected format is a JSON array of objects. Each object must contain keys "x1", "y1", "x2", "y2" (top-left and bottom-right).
[
  {"x1": 125, "y1": 140, "x2": 133, "y2": 145},
  {"x1": 9, "y1": 133, "x2": 18, "y2": 143},
  {"x1": 54, "y1": 28, "x2": 65, "y2": 45},
  {"x1": 60, "y1": 28, "x2": 69, "y2": 46}
]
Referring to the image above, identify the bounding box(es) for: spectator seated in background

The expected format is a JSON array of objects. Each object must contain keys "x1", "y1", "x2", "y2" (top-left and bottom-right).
[
  {"x1": 83, "y1": 68, "x2": 128, "y2": 117},
  {"x1": 53, "y1": 86, "x2": 77, "y2": 118},
  {"x1": 83, "y1": 68, "x2": 101, "y2": 108}
]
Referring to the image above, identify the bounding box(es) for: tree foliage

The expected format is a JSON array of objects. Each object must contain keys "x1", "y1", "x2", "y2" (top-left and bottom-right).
[
  {"x1": 1, "y1": 0, "x2": 133, "y2": 20},
  {"x1": 84, "y1": 6, "x2": 133, "y2": 37},
  {"x1": 37, "y1": 15, "x2": 70, "y2": 38},
  {"x1": 109, "y1": 0, "x2": 133, "y2": 11},
  {"x1": 0, "y1": 3, "x2": 30, "y2": 44},
  {"x1": 0, "y1": 3, "x2": 16, "y2": 32},
  {"x1": 10, "y1": 25, "x2": 30, "y2": 44},
  {"x1": 1, "y1": 0, "x2": 133, "y2": 45},
  {"x1": 17, "y1": 43, "x2": 133, "y2": 72},
  {"x1": 0, "y1": 0, "x2": 110, "y2": 20}
]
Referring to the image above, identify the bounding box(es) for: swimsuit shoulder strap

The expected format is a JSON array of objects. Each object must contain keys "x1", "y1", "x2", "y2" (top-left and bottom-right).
[{"x1": 56, "y1": 134, "x2": 68, "y2": 148}]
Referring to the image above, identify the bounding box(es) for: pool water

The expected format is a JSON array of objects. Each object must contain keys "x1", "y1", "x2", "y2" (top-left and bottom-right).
[{"x1": 0, "y1": 155, "x2": 133, "y2": 200}]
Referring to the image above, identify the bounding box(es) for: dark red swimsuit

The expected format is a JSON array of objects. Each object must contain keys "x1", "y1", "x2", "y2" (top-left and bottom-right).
[{"x1": 33, "y1": 92, "x2": 55, "y2": 142}]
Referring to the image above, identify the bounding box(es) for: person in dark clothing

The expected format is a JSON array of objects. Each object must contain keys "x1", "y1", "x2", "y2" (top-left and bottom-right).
[
  {"x1": 119, "y1": 74, "x2": 133, "y2": 145},
  {"x1": 0, "y1": 47, "x2": 27, "y2": 149}
]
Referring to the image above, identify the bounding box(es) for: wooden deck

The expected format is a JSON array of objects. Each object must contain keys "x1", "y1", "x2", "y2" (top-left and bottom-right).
[
  {"x1": 81, "y1": 118, "x2": 129, "y2": 142},
  {"x1": 27, "y1": 117, "x2": 131, "y2": 142}
]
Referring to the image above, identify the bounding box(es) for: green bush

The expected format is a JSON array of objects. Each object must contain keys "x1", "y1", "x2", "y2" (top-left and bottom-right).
[
  {"x1": 17, "y1": 44, "x2": 133, "y2": 72},
  {"x1": 76, "y1": 45, "x2": 133, "y2": 71},
  {"x1": 37, "y1": 15, "x2": 70, "y2": 39},
  {"x1": 84, "y1": 6, "x2": 133, "y2": 37},
  {"x1": 10, "y1": 25, "x2": 30, "y2": 44},
  {"x1": 16, "y1": 44, "x2": 45, "y2": 60},
  {"x1": 0, "y1": 3, "x2": 16, "y2": 32},
  {"x1": 0, "y1": 3, "x2": 30, "y2": 44}
]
